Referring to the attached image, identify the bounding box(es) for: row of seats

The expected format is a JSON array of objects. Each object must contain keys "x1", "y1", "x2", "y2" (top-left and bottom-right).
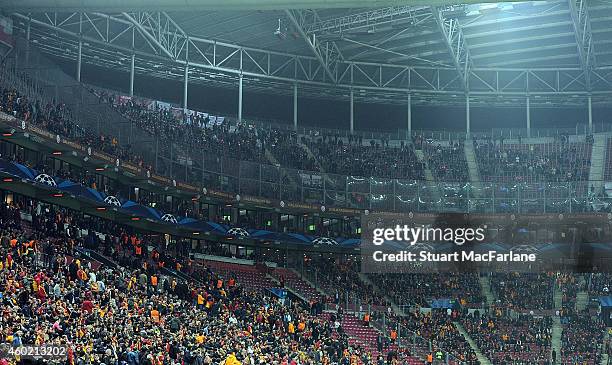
[
  {"x1": 421, "y1": 141, "x2": 468, "y2": 182},
  {"x1": 462, "y1": 314, "x2": 552, "y2": 365},
  {"x1": 475, "y1": 140, "x2": 592, "y2": 183},
  {"x1": 0, "y1": 197, "x2": 400, "y2": 365},
  {"x1": 490, "y1": 273, "x2": 555, "y2": 311},
  {"x1": 561, "y1": 314, "x2": 606, "y2": 365},
  {"x1": 3, "y1": 73, "x2": 609, "y2": 217},
  {"x1": 368, "y1": 273, "x2": 485, "y2": 308},
  {"x1": 5, "y1": 184, "x2": 612, "y2": 364}
]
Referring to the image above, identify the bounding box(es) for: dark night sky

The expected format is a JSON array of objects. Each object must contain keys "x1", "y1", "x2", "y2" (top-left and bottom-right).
[{"x1": 57, "y1": 56, "x2": 611, "y2": 134}]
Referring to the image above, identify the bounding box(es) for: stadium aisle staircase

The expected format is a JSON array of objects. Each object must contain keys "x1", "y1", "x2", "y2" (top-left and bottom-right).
[
  {"x1": 554, "y1": 282, "x2": 563, "y2": 310},
  {"x1": 600, "y1": 329, "x2": 610, "y2": 365},
  {"x1": 264, "y1": 149, "x2": 301, "y2": 191},
  {"x1": 297, "y1": 139, "x2": 322, "y2": 171},
  {"x1": 358, "y1": 273, "x2": 405, "y2": 316},
  {"x1": 330, "y1": 313, "x2": 424, "y2": 365},
  {"x1": 589, "y1": 134, "x2": 607, "y2": 194},
  {"x1": 297, "y1": 139, "x2": 340, "y2": 196},
  {"x1": 575, "y1": 291, "x2": 590, "y2": 312},
  {"x1": 551, "y1": 317, "x2": 563, "y2": 365},
  {"x1": 464, "y1": 139, "x2": 483, "y2": 197},
  {"x1": 453, "y1": 322, "x2": 492, "y2": 365},
  {"x1": 414, "y1": 149, "x2": 441, "y2": 204},
  {"x1": 270, "y1": 267, "x2": 325, "y2": 301},
  {"x1": 75, "y1": 247, "x2": 119, "y2": 269},
  {"x1": 478, "y1": 275, "x2": 496, "y2": 311},
  {"x1": 552, "y1": 284, "x2": 563, "y2": 365}
]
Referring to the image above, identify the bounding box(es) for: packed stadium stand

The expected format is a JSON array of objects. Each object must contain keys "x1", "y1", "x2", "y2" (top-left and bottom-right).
[
  {"x1": 420, "y1": 141, "x2": 468, "y2": 183},
  {"x1": 490, "y1": 273, "x2": 555, "y2": 312},
  {"x1": 0, "y1": 1, "x2": 611, "y2": 365},
  {"x1": 461, "y1": 315, "x2": 552, "y2": 364},
  {"x1": 1, "y1": 53, "x2": 611, "y2": 365},
  {"x1": 369, "y1": 274, "x2": 484, "y2": 309},
  {"x1": 474, "y1": 140, "x2": 592, "y2": 183}
]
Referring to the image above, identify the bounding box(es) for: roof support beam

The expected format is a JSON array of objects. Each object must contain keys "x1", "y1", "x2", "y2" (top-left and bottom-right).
[
  {"x1": 2, "y1": 0, "x2": 532, "y2": 12},
  {"x1": 432, "y1": 6, "x2": 471, "y2": 90},
  {"x1": 285, "y1": 9, "x2": 338, "y2": 83},
  {"x1": 122, "y1": 11, "x2": 189, "y2": 61},
  {"x1": 340, "y1": 37, "x2": 449, "y2": 67},
  {"x1": 568, "y1": 0, "x2": 595, "y2": 90},
  {"x1": 310, "y1": 9, "x2": 345, "y2": 63},
  {"x1": 13, "y1": 11, "x2": 612, "y2": 108},
  {"x1": 304, "y1": 5, "x2": 432, "y2": 35}
]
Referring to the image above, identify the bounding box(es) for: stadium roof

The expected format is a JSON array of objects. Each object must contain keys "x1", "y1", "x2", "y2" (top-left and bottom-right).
[
  {"x1": 8, "y1": 0, "x2": 612, "y2": 107},
  {"x1": 3, "y1": 0, "x2": 526, "y2": 12}
]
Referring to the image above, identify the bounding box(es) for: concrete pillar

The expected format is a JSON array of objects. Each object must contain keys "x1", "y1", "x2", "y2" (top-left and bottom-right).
[
  {"x1": 350, "y1": 88, "x2": 354, "y2": 134},
  {"x1": 129, "y1": 54, "x2": 135, "y2": 97},
  {"x1": 26, "y1": 17, "x2": 31, "y2": 66},
  {"x1": 76, "y1": 39, "x2": 82, "y2": 82},
  {"x1": 293, "y1": 83, "x2": 298, "y2": 131},
  {"x1": 465, "y1": 94, "x2": 470, "y2": 136},
  {"x1": 407, "y1": 93, "x2": 412, "y2": 137},
  {"x1": 588, "y1": 95, "x2": 593, "y2": 133},
  {"x1": 238, "y1": 74, "x2": 243, "y2": 123},
  {"x1": 526, "y1": 96, "x2": 531, "y2": 138},
  {"x1": 77, "y1": 12, "x2": 82, "y2": 82},
  {"x1": 183, "y1": 63, "x2": 189, "y2": 110}
]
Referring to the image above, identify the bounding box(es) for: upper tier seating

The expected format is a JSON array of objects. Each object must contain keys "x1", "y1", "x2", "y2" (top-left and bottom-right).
[
  {"x1": 419, "y1": 140, "x2": 468, "y2": 182},
  {"x1": 475, "y1": 140, "x2": 591, "y2": 183},
  {"x1": 303, "y1": 136, "x2": 425, "y2": 180}
]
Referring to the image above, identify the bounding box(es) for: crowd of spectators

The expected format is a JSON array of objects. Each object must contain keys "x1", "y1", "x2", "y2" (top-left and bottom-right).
[
  {"x1": 0, "y1": 196, "x2": 411, "y2": 365},
  {"x1": 0, "y1": 74, "x2": 599, "y2": 216},
  {"x1": 0, "y1": 165, "x2": 609, "y2": 365},
  {"x1": 588, "y1": 273, "x2": 611, "y2": 297},
  {"x1": 106, "y1": 93, "x2": 268, "y2": 166},
  {"x1": 310, "y1": 257, "x2": 387, "y2": 308},
  {"x1": 302, "y1": 135, "x2": 424, "y2": 180},
  {"x1": 474, "y1": 138, "x2": 591, "y2": 183},
  {"x1": 418, "y1": 140, "x2": 468, "y2": 182},
  {"x1": 461, "y1": 313, "x2": 552, "y2": 364},
  {"x1": 560, "y1": 313, "x2": 606, "y2": 365},
  {"x1": 0, "y1": 74, "x2": 147, "y2": 170},
  {"x1": 490, "y1": 273, "x2": 554, "y2": 311},
  {"x1": 97, "y1": 89, "x2": 430, "y2": 181},
  {"x1": 391, "y1": 309, "x2": 478, "y2": 364},
  {"x1": 2, "y1": 56, "x2": 612, "y2": 365},
  {"x1": 91, "y1": 90, "x2": 433, "y2": 198},
  {"x1": 368, "y1": 273, "x2": 484, "y2": 308}
]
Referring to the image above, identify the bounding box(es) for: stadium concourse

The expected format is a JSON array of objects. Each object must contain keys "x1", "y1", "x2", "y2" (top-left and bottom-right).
[{"x1": 1, "y1": 0, "x2": 612, "y2": 365}]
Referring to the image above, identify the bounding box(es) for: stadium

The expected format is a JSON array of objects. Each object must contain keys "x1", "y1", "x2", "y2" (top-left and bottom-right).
[{"x1": 0, "y1": 0, "x2": 610, "y2": 364}]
